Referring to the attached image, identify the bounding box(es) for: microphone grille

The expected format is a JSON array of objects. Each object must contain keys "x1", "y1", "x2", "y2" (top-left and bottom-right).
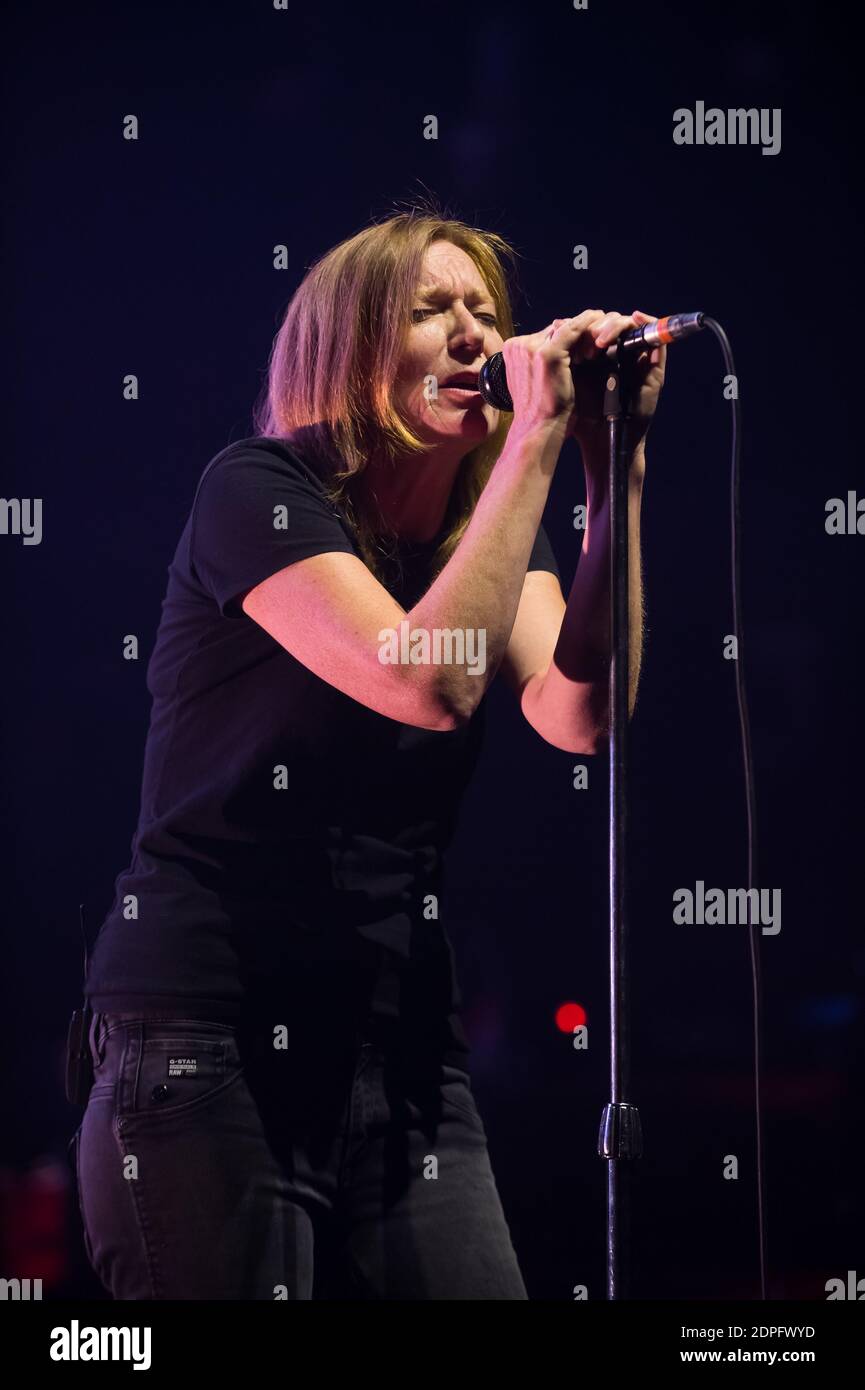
[{"x1": 478, "y1": 353, "x2": 513, "y2": 411}]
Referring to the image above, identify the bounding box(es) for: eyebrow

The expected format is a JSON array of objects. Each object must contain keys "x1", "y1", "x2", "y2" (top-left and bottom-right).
[{"x1": 416, "y1": 284, "x2": 494, "y2": 304}]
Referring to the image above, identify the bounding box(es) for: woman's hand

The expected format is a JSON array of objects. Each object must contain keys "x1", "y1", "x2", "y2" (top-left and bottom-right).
[
  {"x1": 500, "y1": 309, "x2": 612, "y2": 437},
  {"x1": 501, "y1": 309, "x2": 666, "y2": 454},
  {"x1": 567, "y1": 309, "x2": 667, "y2": 454}
]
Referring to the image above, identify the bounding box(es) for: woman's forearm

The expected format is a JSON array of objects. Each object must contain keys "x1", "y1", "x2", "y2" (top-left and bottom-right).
[
  {"x1": 408, "y1": 417, "x2": 569, "y2": 722},
  {"x1": 521, "y1": 444, "x2": 646, "y2": 753}
]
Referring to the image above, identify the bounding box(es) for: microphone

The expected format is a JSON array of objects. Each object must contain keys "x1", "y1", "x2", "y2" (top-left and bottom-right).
[{"x1": 477, "y1": 311, "x2": 705, "y2": 411}]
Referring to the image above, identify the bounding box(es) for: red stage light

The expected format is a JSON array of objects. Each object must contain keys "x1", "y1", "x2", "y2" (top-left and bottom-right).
[{"x1": 555, "y1": 1001, "x2": 587, "y2": 1033}]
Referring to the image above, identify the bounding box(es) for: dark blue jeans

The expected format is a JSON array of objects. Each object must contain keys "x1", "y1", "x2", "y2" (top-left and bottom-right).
[{"x1": 69, "y1": 1012, "x2": 528, "y2": 1300}]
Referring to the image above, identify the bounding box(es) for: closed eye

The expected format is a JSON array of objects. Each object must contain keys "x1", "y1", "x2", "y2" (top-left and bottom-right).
[{"x1": 411, "y1": 308, "x2": 498, "y2": 325}]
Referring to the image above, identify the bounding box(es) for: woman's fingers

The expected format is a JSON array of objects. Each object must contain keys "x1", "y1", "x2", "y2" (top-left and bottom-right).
[
  {"x1": 544, "y1": 309, "x2": 660, "y2": 348},
  {"x1": 547, "y1": 310, "x2": 609, "y2": 360},
  {"x1": 594, "y1": 312, "x2": 640, "y2": 349},
  {"x1": 630, "y1": 311, "x2": 665, "y2": 367}
]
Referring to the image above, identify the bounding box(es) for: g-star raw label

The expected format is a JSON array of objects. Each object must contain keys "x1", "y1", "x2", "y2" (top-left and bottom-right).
[{"x1": 167, "y1": 1056, "x2": 198, "y2": 1077}]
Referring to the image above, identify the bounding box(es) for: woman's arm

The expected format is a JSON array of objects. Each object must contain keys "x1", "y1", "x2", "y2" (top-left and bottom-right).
[
  {"x1": 503, "y1": 444, "x2": 647, "y2": 754},
  {"x1": 241, "y1": 416, "x2": 569, "y2": 731},
  {"x1": 499, "y1": 308, "x2": 666, "y2": 751}
]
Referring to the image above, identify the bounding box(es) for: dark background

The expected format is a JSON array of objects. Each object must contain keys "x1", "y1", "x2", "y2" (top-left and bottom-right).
[{"x1": 1, "y1": 0, "x2": 862, "y2": 1301}]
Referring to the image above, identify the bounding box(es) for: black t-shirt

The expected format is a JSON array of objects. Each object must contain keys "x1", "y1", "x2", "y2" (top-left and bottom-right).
[{"x1": 85, "y1": 436, "x2": 561, "y2": 1066}]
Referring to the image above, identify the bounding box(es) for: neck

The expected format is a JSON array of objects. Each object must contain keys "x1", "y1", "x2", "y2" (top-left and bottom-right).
[{"x1": 361, "y1": 443, "x2": 467, "y2": 543}]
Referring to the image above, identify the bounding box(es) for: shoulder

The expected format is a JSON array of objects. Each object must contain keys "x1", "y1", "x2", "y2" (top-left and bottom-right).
[
  {"x1": 190, "y1": 435, "x2": 347, "y2": 533},
  {"x1": 187, "y1": 435, "x2": 357, "y2": 614},
  {"x1": 188, "y1": 428, "x2": 356, "y2": 549},
  {"x1": 196, "y1": 434, "x2": 330, "y2": 497}
]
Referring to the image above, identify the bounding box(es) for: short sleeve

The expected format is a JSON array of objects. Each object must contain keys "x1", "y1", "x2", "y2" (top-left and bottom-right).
[
  {"x1": 527, "y1": 520, "x2": 560, "y2": 579},
  {"x1": 190, "y1": 444, "x2": 358, "y2": 619}
]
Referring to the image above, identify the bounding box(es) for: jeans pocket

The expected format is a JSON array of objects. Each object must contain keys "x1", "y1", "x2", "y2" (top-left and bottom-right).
[{"x1": 115, "y1": 1025, "x2": 245, "y2": 1128}]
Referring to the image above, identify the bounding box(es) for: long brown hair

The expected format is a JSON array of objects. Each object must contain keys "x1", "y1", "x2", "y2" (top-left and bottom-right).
[{"x1": 252, "y1": 206, "x2": 520, "y2": 582}]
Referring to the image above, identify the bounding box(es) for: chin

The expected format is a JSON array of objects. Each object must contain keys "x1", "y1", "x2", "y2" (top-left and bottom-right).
[{"x1": 426, "y1": 409, "x2": 492, "y2": 442}]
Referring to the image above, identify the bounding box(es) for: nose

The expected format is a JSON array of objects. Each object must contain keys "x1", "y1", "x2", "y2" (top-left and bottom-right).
[{"x1": 450, "y1": 304, "x2": 485, "y2": 354}]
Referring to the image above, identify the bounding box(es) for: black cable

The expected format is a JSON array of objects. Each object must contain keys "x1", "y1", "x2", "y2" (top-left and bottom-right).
[{"x1": 702, "y1": 317, "x2": 767, "y2": 1301}]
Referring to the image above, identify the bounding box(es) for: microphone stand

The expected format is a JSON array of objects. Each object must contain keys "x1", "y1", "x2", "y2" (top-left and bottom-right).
[{"x1": 597, "y1": 345, "x2": 643, "y2": 1299}]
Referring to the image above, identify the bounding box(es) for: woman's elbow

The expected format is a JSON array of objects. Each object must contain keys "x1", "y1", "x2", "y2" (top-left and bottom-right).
[
  {"x1": 529, "y1": 719, "x2": 609, "y2": 754},
  {"x1": 398, "y1": 670, "x2": 477, "y2": 732}
]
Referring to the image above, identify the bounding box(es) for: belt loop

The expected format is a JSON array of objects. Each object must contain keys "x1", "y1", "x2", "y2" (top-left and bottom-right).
[{"x1": 90, "y1": 1011, "x2": 108, "y2": 1064}]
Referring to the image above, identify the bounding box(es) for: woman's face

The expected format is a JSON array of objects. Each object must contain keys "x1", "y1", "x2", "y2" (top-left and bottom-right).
[{"x1": 392, "y1": 240, "x2": 503, "y2": 452}]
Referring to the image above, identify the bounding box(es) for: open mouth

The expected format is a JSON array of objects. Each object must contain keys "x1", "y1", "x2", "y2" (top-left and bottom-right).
[{"x1": 440, "y1": 373, "x2": 481, "y2": 394}]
